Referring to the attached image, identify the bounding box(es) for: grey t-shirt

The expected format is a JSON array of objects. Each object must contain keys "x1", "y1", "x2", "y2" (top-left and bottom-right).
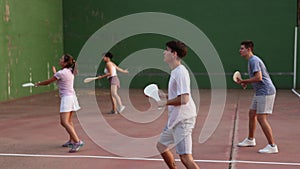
[{"x1": 248, "y1": 55, "x2": 276, "y2": 96}]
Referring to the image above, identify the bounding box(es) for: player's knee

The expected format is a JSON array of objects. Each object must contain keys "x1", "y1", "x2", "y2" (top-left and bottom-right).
[
  {"x1": 179, "y1": 154, "x2": 188, "y2": 162},
  {"x1": 110, "y1": 91, "x2": 118, "y2": 98},
  {"x1": 257, "y1": 115, "x2": 267, "y2": 123},
  {"x1": 156, "y1": 142, "x2": 167, "y2": 153},
  {"x1": 179, "y1": 154, "x2": 193, "y2": 165},
  {"x1": 60, "y1": 121, "x2": 65, "y2": 127},
  {"x1": 60, "y1": 120, "x2": 68, "y2": 127},
  {"x1": 249, "y1": 110, "x2": 256, "y2": 117}
]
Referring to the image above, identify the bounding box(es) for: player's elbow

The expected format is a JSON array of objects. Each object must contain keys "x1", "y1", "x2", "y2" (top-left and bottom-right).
[
  {"x1": 182, "y1": 100, "x2": 189, "y2": 105},
  {"x1": 256, "y1": 76, "x2": 262, "y2": 82},
  {"x1": 181, "y1": 95, "x2": 189, "y2": 105},
  {"x1": 254, "y1": 72, "x2": 262, "y2": 82}
]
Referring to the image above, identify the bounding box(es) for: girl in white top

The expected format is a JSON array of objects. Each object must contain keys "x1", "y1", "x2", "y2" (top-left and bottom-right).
[
  {"x1": 97, "y1": 52, "x2": 129, "y2": 114},
  {"x1": 35, "y1": 54, "x2": 83, "y2": 153}
]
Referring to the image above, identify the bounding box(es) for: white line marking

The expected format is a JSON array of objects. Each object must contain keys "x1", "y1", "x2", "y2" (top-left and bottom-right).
[
  {"x1": 292, "y1": 88, "x2": 300, "y2": 97},
  {"x1": 7, "y1": 71, "x2": 11, "y2": 97},
  {"x1": 29, "y1": 67, "x2": 32, "y2": 93},
  {"x1": 0, "y1": 153, "x2": 299, "y2": 166}
]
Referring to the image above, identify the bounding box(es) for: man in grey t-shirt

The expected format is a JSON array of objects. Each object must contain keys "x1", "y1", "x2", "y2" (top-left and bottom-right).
[{"x1": 236, "y1": 40, "x2": 278, "y2": 154}]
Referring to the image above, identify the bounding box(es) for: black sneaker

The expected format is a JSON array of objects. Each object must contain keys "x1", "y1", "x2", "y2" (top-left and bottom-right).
[{"x1": 108, "y1": 110, "x2": 117, "y2": 114}]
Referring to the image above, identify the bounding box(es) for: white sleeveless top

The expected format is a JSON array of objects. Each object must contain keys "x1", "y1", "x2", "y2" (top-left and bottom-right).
[{"x1": 104, "y1": 65, "x2": 117, "y2": 78}]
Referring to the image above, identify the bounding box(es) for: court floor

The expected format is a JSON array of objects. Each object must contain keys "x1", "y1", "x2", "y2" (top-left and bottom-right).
[{"x1": 0, "y1": 89, "x2": 299, "y2": 169}]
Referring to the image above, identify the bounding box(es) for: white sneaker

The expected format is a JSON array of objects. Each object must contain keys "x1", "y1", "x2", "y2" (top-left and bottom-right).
[
  {"x1": 117, "y1": 105, "x2": 125, "y2": 113},
  {"x1": 238, "y1": 138, "x2": 256, "y2": 147},
  {"x1": 258, "y1": 144, "x2": 278, "y2": 154}
]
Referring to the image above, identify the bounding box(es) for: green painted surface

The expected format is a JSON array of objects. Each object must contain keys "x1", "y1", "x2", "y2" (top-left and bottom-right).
[
  {"x1": 62, "y1": 0, "x2": 298, "y2": 89},
  {"x1": 0, "y1": 0, "x2": 63, "y2": 101},
  {"x1": 0, "y1": 0, "x2": 299, "y2": 102}
]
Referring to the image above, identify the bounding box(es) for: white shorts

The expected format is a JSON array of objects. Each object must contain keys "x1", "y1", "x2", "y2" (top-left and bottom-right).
[
  {"x1": 158, "y1": 117, "x2": 196, "y2": 155},
  {"x1": 250, "y1": 94, "x2": 275, "y2": 114},
  {"x1": 60, "y1": 95, "x2": 81, "y2": 113}
]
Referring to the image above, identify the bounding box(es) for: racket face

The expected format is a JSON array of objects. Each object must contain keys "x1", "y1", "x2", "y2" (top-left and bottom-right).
[
  {"x1": 83, "y1": 78, "x2": 92, "y2": 83},
  {"x1": 144, "y1": 84, "x2": 160, "y2": 101},
  {"x1": 233, "y1": 71, "x2": 242, "y2": 82},
  {"x1": 83, "y1": 77, "x2": 97, "y2": 83},
  {"x1": 144, "y1": 84, "x2": 158, "y2": 96},
  {"x1": 22, "y1": 83, "x2": 34, "y2": 87}
]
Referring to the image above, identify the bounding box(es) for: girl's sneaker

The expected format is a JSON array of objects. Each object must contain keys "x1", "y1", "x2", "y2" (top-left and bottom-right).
[
  {"x1": 108, "y1": 110, "x2": 117, "y2": 114},
  {"x1": 117, "y1": 105, "x2": 125, "y2": 113},
  {"x1": 69, "y1": 140, "x2": 84, "y2": 153},
  {"x1": 62, "y1": 140, "x2": 72, "y2": 147}
]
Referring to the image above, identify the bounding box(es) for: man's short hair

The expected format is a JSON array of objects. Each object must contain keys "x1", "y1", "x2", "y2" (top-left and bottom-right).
[
  {"x1": 166, "y1": 40, "x2": 188, "y2": 58},
  {"x1": 241, "y1": 40, "x2": 254, "y2": 51}
]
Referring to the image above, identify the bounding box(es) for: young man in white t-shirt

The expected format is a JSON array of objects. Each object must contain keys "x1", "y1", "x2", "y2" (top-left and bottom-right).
[{"x1": 157, "y1": 40, "x2": 200, "y2": 169}]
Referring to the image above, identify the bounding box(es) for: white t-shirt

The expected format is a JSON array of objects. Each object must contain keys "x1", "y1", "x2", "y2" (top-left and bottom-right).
[
  {"x1": 54, "y1": 68, "x2": 75, "y2": 97},
  {"x1": 167, "y1": 65, "x2": 197, "y2": 129}
]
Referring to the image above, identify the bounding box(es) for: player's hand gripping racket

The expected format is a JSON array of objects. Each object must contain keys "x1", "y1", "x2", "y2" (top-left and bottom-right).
[
  {"x1": 233, "y1": 71, "x2": 242, "y2": 82},
  {"x1": 233, "y1": 71, "x2": 246, "y2": 89}
]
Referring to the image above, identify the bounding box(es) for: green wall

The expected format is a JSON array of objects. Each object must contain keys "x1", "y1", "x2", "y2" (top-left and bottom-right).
[
  {"x1": 0, "y1": 0, "x2": 63, "y2": 101},
  {"x1": 0, "y1": 0, "x2": 299, "y2": 101},
  {"x1": 63, "y1": 0, "x2": 298, "y2": 89}
]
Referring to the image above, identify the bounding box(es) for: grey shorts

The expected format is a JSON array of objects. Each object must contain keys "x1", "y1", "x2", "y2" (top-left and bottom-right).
[
  {"x1": 108, "y1": 76, "x2": 120, "y2": 88},
  {"x1": 250, "y1": 94, "x2": 275, "y2": 114},
  {"x1": 158, "y1": 117, "x2": 196, "y2": 155}
]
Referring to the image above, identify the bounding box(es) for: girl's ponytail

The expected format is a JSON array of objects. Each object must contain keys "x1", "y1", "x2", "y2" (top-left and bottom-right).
[
  {"x1": 63, "y1": 54, "x2": 78, "y2": 75},
  {"x1": 71, "y1": 59, "x2": 78, "y2": 75}
]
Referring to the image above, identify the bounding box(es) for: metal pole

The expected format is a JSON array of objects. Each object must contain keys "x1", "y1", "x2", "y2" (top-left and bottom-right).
[{"x1": 293, "y1": 26, "x2": 298, "y2": 89}]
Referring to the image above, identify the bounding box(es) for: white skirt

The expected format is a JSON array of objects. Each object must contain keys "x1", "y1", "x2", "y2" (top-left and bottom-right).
[{"x1": 60, "y1": 95, "x2": 81, "y2": 113}]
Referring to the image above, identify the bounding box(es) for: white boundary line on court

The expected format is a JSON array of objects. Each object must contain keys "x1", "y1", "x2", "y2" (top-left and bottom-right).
[{"x1": 0, "y1": 153, "x2": 300, "y2": 166}]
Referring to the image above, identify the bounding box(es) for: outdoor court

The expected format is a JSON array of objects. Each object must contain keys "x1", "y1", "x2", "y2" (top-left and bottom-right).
[{"x1": 0, "y1": 88, "x2": 299, "y2": 169}]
